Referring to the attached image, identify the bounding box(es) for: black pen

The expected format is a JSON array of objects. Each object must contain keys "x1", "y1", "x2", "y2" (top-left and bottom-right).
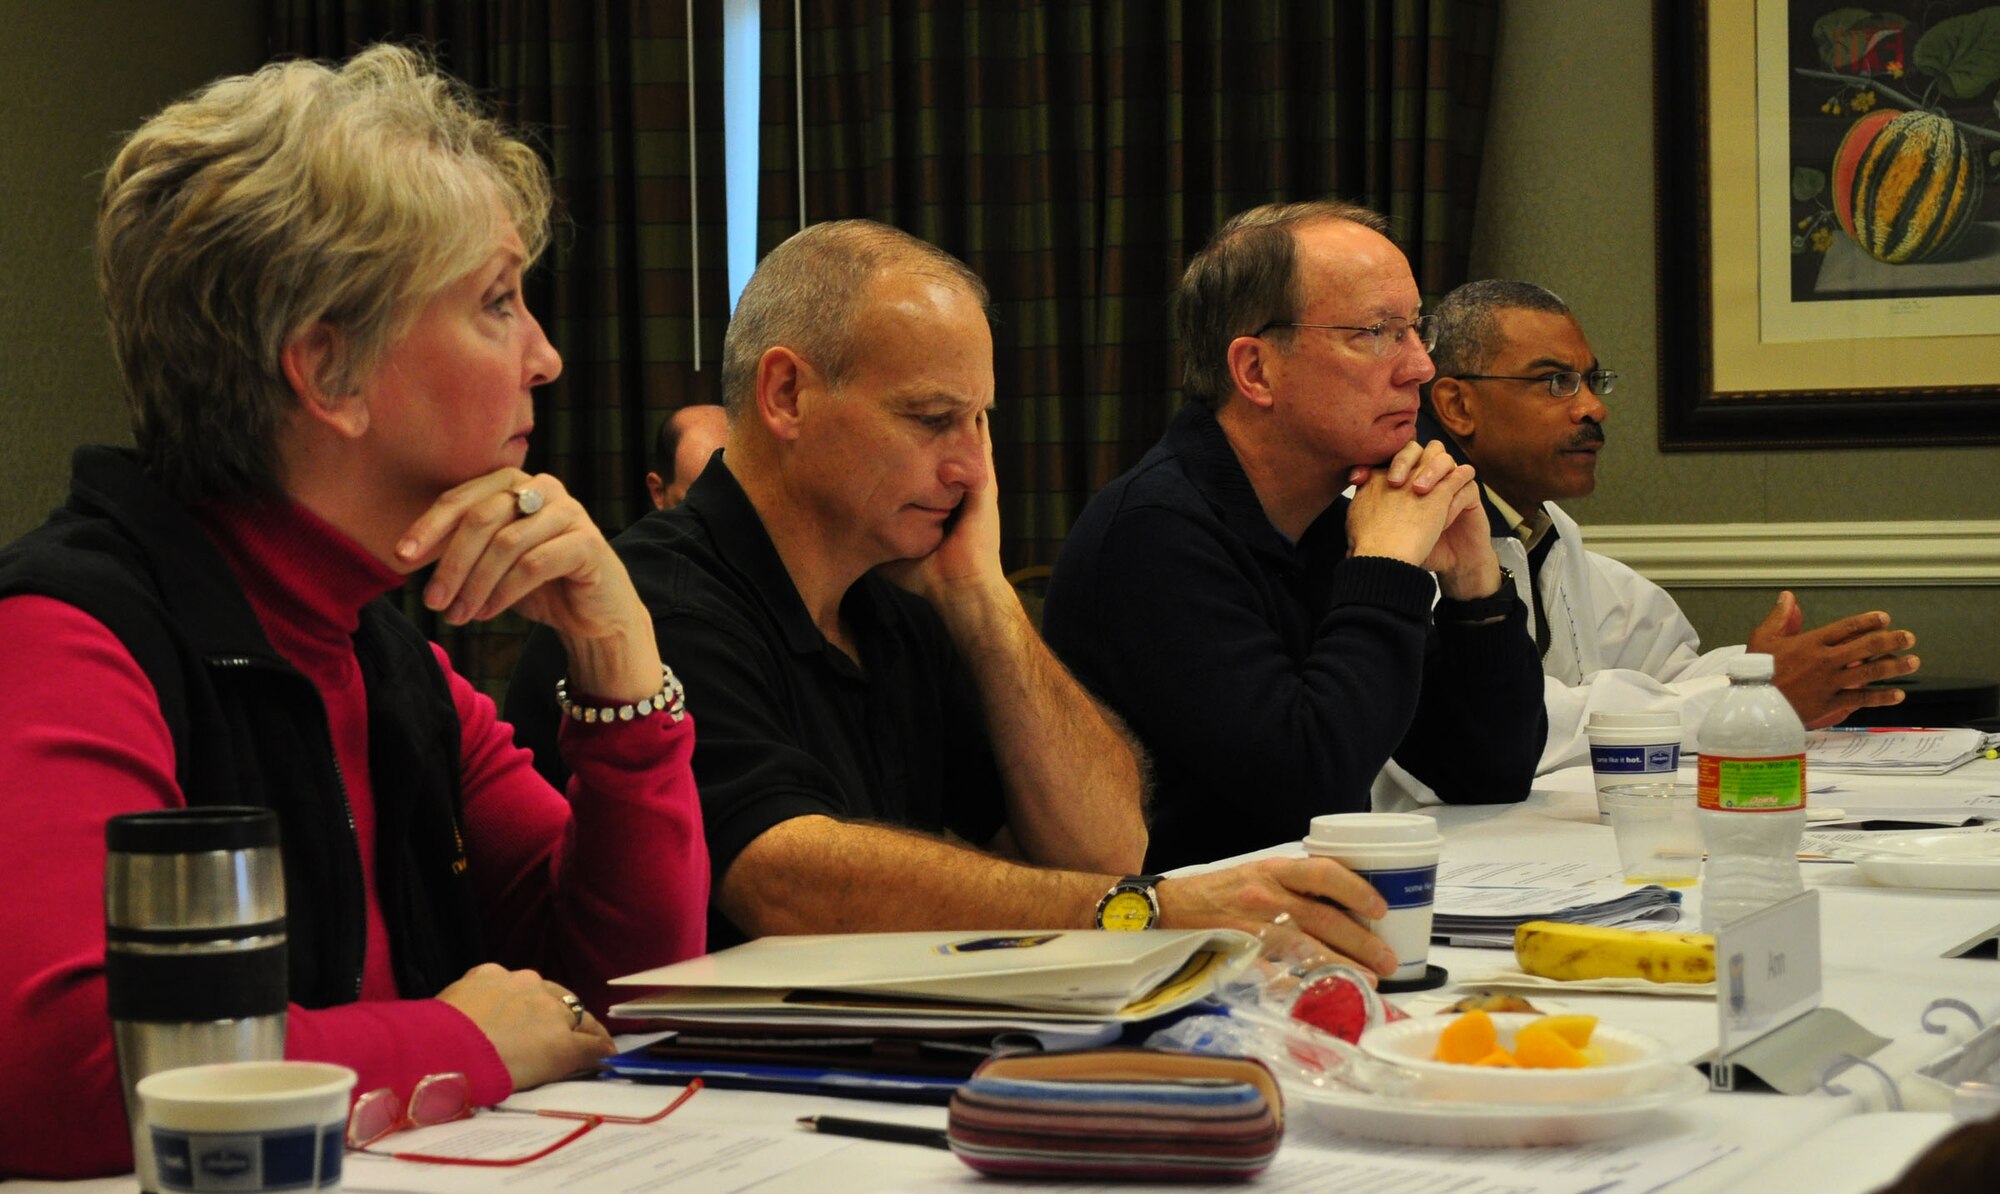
[{"x1": 797, "y1": 1114, "x2": 951, "y2": 1150}]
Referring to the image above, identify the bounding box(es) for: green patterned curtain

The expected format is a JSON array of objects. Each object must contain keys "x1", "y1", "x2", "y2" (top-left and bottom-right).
[
  {"x1": 270, "y1": 0, "x2": 1500, "y2": 674},
  {"x1": 269, "y1": 1, "x2": 730, "y2": 697},
  {"x1": 758, "y1": 0, "x2": 1500, "y2": 566}
]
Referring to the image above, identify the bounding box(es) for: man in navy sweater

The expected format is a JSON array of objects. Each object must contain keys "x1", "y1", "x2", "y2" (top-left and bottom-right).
[{"x1": 1043, "y1": 200, "x2": 1546, "y2": 871}]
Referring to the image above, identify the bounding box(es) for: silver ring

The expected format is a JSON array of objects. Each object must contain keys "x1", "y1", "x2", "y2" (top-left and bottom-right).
[
  {"x1": 513, "y1": 487, "x2": 544, "y2": 517},
  {"x1": 559, "y1": 993, "x2": 585, "y2": 1030}
]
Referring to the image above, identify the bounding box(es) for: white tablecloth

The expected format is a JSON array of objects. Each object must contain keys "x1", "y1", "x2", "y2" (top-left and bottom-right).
[{"x1": 14, "y1": 764, "x2": 1997, "y2": 1192}]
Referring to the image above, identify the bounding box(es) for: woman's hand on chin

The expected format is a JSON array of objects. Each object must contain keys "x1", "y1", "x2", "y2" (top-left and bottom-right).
[{"x1": 395, "y1": 469, "x2": 661, "y2": 704}]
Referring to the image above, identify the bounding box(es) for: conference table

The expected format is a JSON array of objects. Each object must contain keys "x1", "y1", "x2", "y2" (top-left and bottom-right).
[{"x1": 14, "y1": 762, "x2": 1998, "y2": 1193}]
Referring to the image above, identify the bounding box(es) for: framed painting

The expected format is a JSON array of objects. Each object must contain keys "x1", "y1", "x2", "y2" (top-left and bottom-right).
[{"x1": 1655, "y1": 0, "x2": 2000, "y2": 450}]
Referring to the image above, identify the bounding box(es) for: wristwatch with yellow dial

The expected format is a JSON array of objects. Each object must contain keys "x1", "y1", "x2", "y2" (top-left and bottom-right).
[{"x1": 1094, "y1": 875, "x2": 1165, "y2": 931}]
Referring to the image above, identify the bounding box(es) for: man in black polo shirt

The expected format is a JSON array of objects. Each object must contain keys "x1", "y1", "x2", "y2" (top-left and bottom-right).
[
  {"x1": 509, "y1": 219, "x2": 1401, "y2": 975},
  {"x1": 1042, "y1": 200, "x2": 1546, "y2": 871}
]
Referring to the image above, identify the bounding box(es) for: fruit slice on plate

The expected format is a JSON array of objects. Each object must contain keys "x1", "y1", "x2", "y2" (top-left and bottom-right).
[
  {"x1": 1535, "y1": 1014, "x2": 1598, "y2": 1048},
  {"x1": 1435, "y1": 1009, "x2": 1497, "y2": 1064},
  {"x1": 1513, "y1": 1023, "x2": 1589, "y2": 1070}
]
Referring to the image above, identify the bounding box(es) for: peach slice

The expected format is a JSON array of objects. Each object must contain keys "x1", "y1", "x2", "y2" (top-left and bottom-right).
[
  {"x1": 1434, "y1": 1009, "x2": 1497, "y2": 1064},
  {"x1": 1534, "y1": 1014, "x2": 1598, "y2": 1049},
  {"x1": 1514, "y1": 1023, "x2": 1590, "y2": 1069}
]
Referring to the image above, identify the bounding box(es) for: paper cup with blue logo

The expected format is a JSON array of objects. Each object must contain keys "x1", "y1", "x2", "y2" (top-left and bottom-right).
[
  {"x1": 1585, "y1": 711, "x2": 1683, "y2": 821},
  {"x1": 1301, "y1": 813, "x2": 1442, "y2": 982},
  {"x1": 137, "y1": 1061, "x2": 355, "y2": 1193}
]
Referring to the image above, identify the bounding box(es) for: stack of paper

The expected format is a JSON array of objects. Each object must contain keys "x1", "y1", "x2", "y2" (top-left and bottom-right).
[
  {"x1": 601, "y1": 929, "x2": 1261, "y2": 1102},
  {"x1": 1808, "y1": 775, "x2": 2000, "y2": 826},
  {"x1": 607, "y1": 928, "x2": 1261, "y2": 1021},
  {"x1": 1432, "y1": 884, "x2": 1686, "y2": 949},
  {"x1": 1805, "y1": 728, "x2": 2000, "y2": 776}
]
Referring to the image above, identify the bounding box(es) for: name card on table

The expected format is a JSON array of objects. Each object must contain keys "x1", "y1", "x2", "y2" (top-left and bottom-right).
[
  {"x1": 1718, "y1": 890, "x2": 1822, "y2": 1058},
  {"x1": 1701, "y1": 890, "x2": 1889, "y2": 1094}
]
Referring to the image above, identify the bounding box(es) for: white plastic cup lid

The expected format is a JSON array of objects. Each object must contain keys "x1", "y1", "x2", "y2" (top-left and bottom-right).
[
  {"x1": 1586, "y1": 711, "x2": 1681, "y2": 730},
  {"x1": 1303, "y1": 812, "x2": 1442, "y2": 849}
]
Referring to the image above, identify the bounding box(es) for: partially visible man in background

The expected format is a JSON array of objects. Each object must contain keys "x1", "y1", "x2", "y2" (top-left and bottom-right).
[{"x1": 645, "y1": 404, "x2": 729, "y2": 511}]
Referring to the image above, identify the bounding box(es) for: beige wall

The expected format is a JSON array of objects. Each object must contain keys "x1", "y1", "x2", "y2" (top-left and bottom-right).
[
  {"x1": 1472, "y1": 0, "x2": 2000, "y2": 691},
  {"x1": 0, "y1": 1, "x2": 264, "y2": 542}
]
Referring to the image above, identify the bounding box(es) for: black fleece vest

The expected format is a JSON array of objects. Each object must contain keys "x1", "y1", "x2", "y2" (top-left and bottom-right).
[{"x1": 0, "y1": 447, "x2": 483, "y2": 1006}]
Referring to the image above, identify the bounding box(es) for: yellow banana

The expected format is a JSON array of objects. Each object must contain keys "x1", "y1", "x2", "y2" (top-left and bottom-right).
[{"x1": 1513, "y1": 921, "x2": 1716, "y2": 984}]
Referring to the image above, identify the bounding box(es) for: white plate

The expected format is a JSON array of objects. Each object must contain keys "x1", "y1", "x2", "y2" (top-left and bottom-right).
[
  {"x1": 1452, "y1": 965, "x2": 1716, "y2": 998},
  {"x1": 1359, "y1": 1013, "x2": 1668, "y2": 1103},
  {"x1": 1854, "y1": 856, "x2": 2000, "y2": 891},
  {"x1": 1850, "y1": 827, "x2": 2000, "y2": 859},
  {"x1": 1295, "y1": 1062, "x2": 1706, "y2": 1147},
  {"x1": 1850, "y1": 827, "x2": 2000, "y2": 890}
]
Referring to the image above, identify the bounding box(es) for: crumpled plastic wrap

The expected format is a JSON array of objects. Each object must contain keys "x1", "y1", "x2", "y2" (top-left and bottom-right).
[{"x1": 1146, "y1": 952, "x2": 1419, "y2": 1096}]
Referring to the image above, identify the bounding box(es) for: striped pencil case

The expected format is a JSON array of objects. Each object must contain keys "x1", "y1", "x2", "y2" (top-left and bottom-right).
[{"x1": 946, "y1": 1049, "x2": 1283, "y2": 1181}]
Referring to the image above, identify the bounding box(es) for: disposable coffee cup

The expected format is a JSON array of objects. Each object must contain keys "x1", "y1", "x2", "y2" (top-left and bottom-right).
[
  {"x1": 138, "y1": 1061, "x2": 355, "y2": 1193},
  {"x1": 1586, "y1": 712, "x2": 1682, "y2": 821},
  {"x1": 1601, "y1": 782, "x2": 1703, "y2": 886},
  {"x1": 1301, "y1": 813, "x2": 1443, "y2": 981}
]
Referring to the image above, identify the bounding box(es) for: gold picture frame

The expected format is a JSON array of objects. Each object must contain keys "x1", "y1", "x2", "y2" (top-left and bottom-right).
[{"x1": 1655, "y1": 0, "x2": 2000, "y2": 450}]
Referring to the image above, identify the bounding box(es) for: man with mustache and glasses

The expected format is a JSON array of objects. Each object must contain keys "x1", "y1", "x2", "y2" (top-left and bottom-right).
[
  {"x1": 1415, "y1": 279, "x2": 1921, "y2": 777},
  {"x1": 1043, "y1": 202, "x2": 1546, "y2": 873}
]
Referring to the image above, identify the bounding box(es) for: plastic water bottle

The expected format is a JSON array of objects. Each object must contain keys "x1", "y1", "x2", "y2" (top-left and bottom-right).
[{"x1": 1696, "y1": 653, "x2": 1806, "y2": 932}]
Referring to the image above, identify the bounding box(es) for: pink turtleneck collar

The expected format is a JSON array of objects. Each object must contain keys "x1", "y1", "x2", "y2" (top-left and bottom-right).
[{"x1": 196, "y1": 496, "x2": 408, "y2": 656}]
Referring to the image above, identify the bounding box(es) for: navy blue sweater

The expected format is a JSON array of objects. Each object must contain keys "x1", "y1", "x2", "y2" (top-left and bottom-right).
[{"x1": 1043, "y1": 404, "x2": 1546, "y2": 870}]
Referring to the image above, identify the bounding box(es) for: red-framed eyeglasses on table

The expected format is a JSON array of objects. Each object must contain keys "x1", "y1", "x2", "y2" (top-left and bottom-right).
[{"x1": 347, "y1": 1072, "x2": 703, "y2": 1166}]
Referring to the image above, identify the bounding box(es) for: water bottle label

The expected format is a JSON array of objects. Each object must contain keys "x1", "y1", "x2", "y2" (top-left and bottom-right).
[{"x1": 1697, "y1": 754, "x2": 1806, "y2": 811}]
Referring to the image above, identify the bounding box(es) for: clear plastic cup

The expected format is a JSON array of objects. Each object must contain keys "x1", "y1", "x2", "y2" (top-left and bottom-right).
[{"x1": 1602, "y1": 782, "x2": 1703, "y2": 886}]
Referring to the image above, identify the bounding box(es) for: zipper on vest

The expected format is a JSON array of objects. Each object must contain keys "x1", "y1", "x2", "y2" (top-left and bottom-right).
[
  {"x1": 208, "y1": 654, "x2": 368, "y2": 1003},
  {"x1": 324, "y1": 749, "x2": 364, "y2": 1002}
]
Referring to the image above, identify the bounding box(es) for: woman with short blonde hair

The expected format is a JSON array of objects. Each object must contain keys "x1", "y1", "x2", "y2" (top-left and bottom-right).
[
  {"x1": 98, "y1": 44, "x2": 552, "y2": 503},
  {"x1": 0, "y1": 45, "x2": 707, "y2": 1179}
]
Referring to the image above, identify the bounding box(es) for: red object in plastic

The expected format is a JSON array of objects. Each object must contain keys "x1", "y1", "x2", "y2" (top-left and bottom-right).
[{"x1": 1290, "y1": 976, "x2": 1372, "y2": 1043}]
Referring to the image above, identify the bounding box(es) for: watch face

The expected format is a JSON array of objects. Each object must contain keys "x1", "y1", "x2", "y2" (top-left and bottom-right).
[{"x1": 1099, "y1": 889, "x2": 1154, "y2": 931}]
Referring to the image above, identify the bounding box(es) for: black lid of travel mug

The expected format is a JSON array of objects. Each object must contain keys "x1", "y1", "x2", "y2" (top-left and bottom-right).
[{"x1": 106, "y1": 807, "x2": 279, "y2": 853}]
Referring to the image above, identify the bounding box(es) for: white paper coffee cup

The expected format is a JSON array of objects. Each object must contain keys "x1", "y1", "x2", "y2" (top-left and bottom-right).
[
  {"x1": 1301, "y1": 813, "x2": 1442, "y2": 981},
  {"x1": 1586, "y1": 711, "x2": 1682, "y2": 820},
  {"x1": 138, "y1": 1061, "x2": 356, "y2": 1193}
]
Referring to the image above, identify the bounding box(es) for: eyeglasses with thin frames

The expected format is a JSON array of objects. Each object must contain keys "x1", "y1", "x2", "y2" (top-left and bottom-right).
[
  {"x1": 1255, "y1": 315, "x2": 1437, "y2": 358},
  {"x1": 1452, "y1": 369, "x2": 1617, "y2": 399},
  {"x1": 347, "y1": 1072, "x2": 703, "y2": 1167}
]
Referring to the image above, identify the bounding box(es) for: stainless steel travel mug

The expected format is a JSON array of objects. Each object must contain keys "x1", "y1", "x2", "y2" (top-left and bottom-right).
[{"x1": 106, "y1": 807, "x2": 287, "y2": 1193}]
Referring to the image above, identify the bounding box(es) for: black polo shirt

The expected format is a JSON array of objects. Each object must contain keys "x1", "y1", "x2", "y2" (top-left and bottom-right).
[{"x1": 506, "y1": 455, "x2": 1008, "y2": 948}]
